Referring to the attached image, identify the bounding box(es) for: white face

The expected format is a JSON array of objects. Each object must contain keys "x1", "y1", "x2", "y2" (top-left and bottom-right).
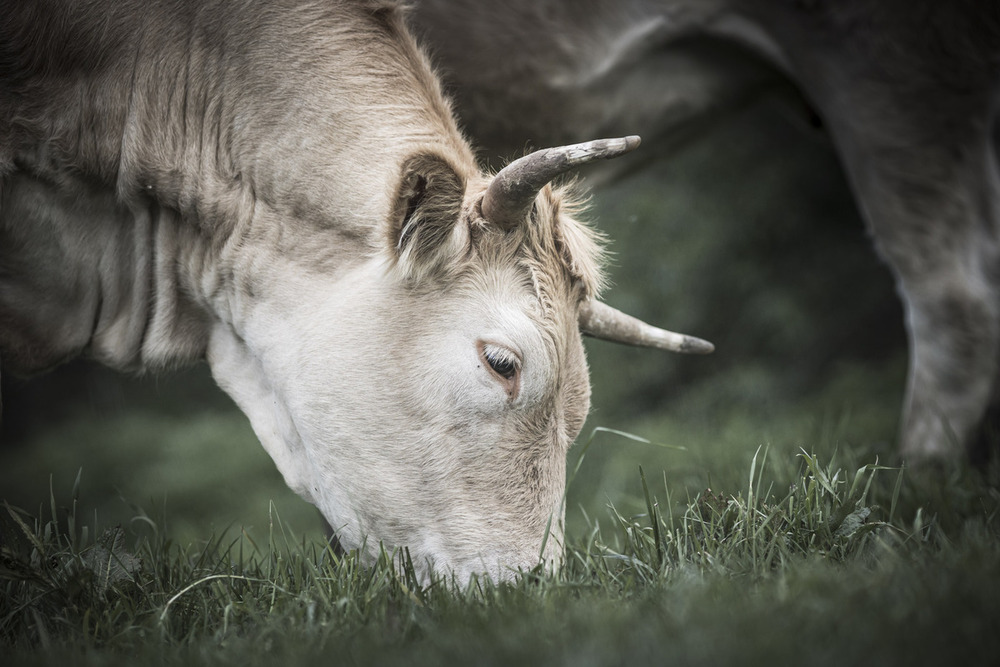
[{"x1": 207, "y1": 254, "x2": 589, "y2": 582}]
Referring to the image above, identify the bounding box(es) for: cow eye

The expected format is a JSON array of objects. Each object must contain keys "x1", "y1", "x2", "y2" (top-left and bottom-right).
[
  {"x1": 478, "y1": 342, "x2": 521, "y2": 393},
  {"x1": 485, "y1": 347, "x2": 518, "y2": 379},
  {"x1": 486, "y1": 354, "x2": 517, "y2": 379}
]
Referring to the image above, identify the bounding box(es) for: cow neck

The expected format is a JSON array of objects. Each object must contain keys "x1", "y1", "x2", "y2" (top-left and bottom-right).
[{"x1": 0, "y1": 171, "x2": 215, "y2": 375}]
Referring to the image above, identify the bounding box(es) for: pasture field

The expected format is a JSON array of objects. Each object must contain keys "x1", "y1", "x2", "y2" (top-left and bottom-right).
[{"x1": 3, "y1": 101, "x2": 1000, "y2": 665}]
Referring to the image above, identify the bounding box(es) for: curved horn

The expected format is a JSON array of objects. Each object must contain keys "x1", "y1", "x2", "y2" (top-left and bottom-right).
[
  {"x1": 578, "y1": 299, "x2": 715, "y2": 354},
  {"x1": 482, "y1": 136, "x2": 641, "y2": 230}
]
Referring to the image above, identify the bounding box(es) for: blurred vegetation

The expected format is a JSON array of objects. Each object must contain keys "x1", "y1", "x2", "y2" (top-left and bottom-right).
[{"x1": 1, "y1": 363, "x2": 317, "y2": 543}]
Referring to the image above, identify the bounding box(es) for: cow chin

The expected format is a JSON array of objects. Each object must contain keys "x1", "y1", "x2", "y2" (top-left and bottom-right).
[
  {"x1": 321, "y1": 510, "x2": 562, "y2": 585},
  {"x1": 435, "y1": 546, "x2": 561, "y2": 585},
  {"x1": 299, "y1": 503, "x2": 561, "y2": 585}
]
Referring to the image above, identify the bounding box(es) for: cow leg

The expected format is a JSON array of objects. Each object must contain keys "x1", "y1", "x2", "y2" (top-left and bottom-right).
[
  {"x1": 827, "y1": 94, "x2": 1000, "y2": 461},
  {"x1": 892, "y1": 198, "x2": 1000, "y2": 462},
  {"x1": 738, "y1": 3, "x2": 1000, "y2": 461}
]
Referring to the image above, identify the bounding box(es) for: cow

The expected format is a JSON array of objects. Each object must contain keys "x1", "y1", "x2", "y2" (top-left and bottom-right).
[
  {"x1": 0, "y1": 0, "x2": 714, "y2": 581},
  {"x1": 408, "y1": 0, "x2": 1000, "y2": 463}
]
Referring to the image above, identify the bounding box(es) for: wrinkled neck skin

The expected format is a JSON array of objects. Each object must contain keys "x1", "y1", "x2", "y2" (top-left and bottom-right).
[
  {"x1": 1, "y1": 1, "x2": 572, "y2": 581},
  {"x1": 0, "y1": 172, "x2": 213, "y2": 373}
]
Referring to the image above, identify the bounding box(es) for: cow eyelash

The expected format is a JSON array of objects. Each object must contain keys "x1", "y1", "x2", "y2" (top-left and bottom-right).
[{"x1": 481, "y1": 343, "x2": 520, "y2": 380}]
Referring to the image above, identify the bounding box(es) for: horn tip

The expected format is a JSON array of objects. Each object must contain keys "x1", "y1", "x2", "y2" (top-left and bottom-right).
[
  {"x1": 605, "y1": 135, "x2": 641, "y2": 158},
  {"x1": 680, "y1": 337, "x2": 715, "y2": 354}
]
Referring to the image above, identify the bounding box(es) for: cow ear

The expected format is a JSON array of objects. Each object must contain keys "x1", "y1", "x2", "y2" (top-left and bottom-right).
[{"x1": 390, "y1": 153, "x2": 467, "y2": 280}]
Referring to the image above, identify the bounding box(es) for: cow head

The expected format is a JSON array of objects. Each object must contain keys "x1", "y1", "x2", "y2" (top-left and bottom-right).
[{"x1": 206, "y1": 136, "x2": 711, "y2": 582}]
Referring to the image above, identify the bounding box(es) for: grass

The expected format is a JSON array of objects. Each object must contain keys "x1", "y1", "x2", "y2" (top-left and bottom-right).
[{"x1": 3, "y1": 442, "x2": 1000, "y2": 666}]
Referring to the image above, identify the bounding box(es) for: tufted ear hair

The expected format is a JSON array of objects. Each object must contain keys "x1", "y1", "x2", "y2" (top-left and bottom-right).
[{"x1": 390, "y1": 153, "x2": 467, "y2": 282}]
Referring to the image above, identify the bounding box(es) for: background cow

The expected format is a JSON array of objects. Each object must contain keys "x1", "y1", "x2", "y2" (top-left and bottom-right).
[
  {"x1": 0, "y1": 0, "x2": 710, "y2": 580},
  {"x1": 409, "y1": 0, "x2": 1000, "y2": 462}
]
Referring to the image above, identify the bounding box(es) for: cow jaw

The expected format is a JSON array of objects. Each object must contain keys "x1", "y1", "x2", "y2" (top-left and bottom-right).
[{"x1": 207, "y1": 321, "x2": 317, "y2": 504}]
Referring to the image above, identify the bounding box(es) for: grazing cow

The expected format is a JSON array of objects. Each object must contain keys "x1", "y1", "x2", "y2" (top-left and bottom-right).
[
  {"x1": 409, "y1": 0, "x2": 1000, "y2": 462},
  {"x1": 0, "y1": 0, "x2": 712, "y2": 580}
]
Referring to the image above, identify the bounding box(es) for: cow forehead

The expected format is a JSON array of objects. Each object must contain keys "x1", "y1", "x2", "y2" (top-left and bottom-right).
[{"x1": 446, "y1": 249, "x2": 580, "y2": 351}]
